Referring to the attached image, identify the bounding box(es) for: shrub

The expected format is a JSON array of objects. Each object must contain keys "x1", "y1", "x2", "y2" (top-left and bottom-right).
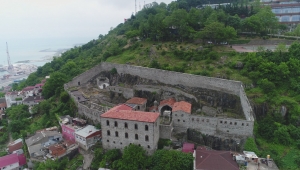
[
  {"x1": 110, "y1": 68, "x2": 118, "y2": 75},
  {"x1": 207, "y1": 51, "x2": 219, "y2": 60},
  {"x1": 158, "y1": 138, "x2": 172, "y2": 149}
]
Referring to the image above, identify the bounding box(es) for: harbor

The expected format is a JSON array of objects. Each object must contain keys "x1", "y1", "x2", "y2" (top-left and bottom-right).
[{"x1": 0, "y1": 63, "x2": 38, "y2": 88}]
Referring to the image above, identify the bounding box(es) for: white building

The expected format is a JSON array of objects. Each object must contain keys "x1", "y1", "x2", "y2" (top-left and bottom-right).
[
  {"x1": 75, "y1": 125, "x2": 101, "y2": 150},
  {"x1": 5, "y1": 91, "x2": 22, "y2": 108}
]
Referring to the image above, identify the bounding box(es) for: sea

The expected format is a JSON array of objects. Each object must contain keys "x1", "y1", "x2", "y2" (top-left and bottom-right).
[{"x1": 0, "y1": 37, "x2": 94, "y2": 77}]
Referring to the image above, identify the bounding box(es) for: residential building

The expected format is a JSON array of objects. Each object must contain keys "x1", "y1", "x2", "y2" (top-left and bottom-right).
[
  {"x1": 7, "y1": 138, "x2": 23, "y2": 154},
  {"x1": 21, "y1": 86, "x2": 35, "y2": 98},
  {"x1": 5, "y1": 91, "x2": 22, "y2": 108},
  {"x1": 125, "y1": 97, "x2": 147, "y2": 111},
  {"x1": 172, "y1": 101, "x2": 192, "y2": 128},
  {"x1": 0, "y1": 110, "x2": 5, "y2": 120},
  {"x1": 75, "y1": 125, "x2": 101, "y2": 150},
  {"x1": 101, "y1": 104, "x2": 160, "y2": 154},
  {"x1": 48, "y1": 144, "x2": 67, "y2": 158},
  {"x1": 193, "y1": 146, "x2": 239, "y2": 170},
  {"x1": 62, "y1": 123, "x2": 83, "y2": 143},
  {"x1": 25, "y1": 131, "x2": 63, "y2": 158},
  {"x1": 0, "y1": 98, "x2": 6, "y2": 111},
  {"x1": 60, "y1": 116, "x2": 86, "y2": 142},
  {"x1": 233, "y1": 151, "x2": 279, "y2": 169},
  {"x1": 0, "y1": 153, "x2": 26, "y2": 170},
  {"x1": 22, "y1": 96, "x2": 44, "y2": 107},
  {"x1": 33, "y1": 83, "x2": 44, "y2": 95}
]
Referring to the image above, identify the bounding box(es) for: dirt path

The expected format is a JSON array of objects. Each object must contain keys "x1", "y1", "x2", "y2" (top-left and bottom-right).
[{"x1": 79, "y1": 148, "x2": 94, "y2": 170}]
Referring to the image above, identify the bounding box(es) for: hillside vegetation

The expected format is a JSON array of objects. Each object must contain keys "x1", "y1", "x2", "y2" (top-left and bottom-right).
[{"x1": 8, "y1": 1, "x2": 300, "y2": 169}]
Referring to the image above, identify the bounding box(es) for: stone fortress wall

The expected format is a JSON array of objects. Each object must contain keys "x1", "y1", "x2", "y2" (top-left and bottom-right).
[
  {"x1": 65, "y1": 62, "x2": 255, "y2": 137},
  {"x1": 66, "y1": 90, "x2": 111, "y2": 123}
]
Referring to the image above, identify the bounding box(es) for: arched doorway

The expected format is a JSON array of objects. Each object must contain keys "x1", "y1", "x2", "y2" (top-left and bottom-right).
[{"x1": 160, "y1": 105, "x2": 172, "y2": 116}]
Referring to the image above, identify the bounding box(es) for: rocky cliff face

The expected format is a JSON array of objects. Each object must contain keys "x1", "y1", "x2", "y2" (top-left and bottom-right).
[
  {"x1": 95, "y1": 71, "x2": 243, "y2": 117},
  {"x1": 187, "y1": 129, "x2": 245, "y2": 152}
]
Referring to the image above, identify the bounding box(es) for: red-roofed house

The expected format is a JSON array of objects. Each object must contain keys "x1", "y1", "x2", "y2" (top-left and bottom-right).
[
  {"x1": 173, "y1": 101, "x2": 192, "y2": 127},
  {"x1": 22, "y1": 86, "x2": 35, "y2": 97},
  {"x1": 182, "y1": 142, "x2": 194, "y2": 153},
  {"x1": 48, "y1": 144, "x2": 66, "y2": 158},
  {"x1": 158, "y1": 98, "x2": 176, "y2": 115},
  {"x1": 126, "y1": 97, "x2": 147, "y2": 111},
  {"x1": 0, "y1": 153, "x2": 26, "y2": 170},
  {"x1": 193, "y1": 147, "x2": 239, "y2": 170},
  {"x1": 101, "y1": 105, "x2": 160, "y2": 154},
  {"x1": 7, "y1": 138, "x2": 23, "y2": 153},
  {"x1": 33, "y1": 83, "x2": 44, "y2": 95},
  {"x1": 22, "y1": 96, "x2": 44, "y2": 107}
]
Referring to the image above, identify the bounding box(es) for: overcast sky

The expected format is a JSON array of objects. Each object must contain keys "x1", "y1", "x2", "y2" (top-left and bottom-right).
[{"x1": 0, "y1": 0, "x2": 174, "y2": 41}]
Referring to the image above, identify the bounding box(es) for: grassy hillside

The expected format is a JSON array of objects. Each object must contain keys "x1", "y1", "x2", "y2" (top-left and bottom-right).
[{"x1": 8, "y1": 1, "x2": 300, "y2": 169}]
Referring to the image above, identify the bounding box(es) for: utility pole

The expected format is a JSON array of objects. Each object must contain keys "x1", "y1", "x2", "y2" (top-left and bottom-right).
[
  {"x1": 135, "y1": 0, "x2": 137, "y2": 15},
  {"x1": 6, "y1": 42, "x2": 14, "y2": 72}
]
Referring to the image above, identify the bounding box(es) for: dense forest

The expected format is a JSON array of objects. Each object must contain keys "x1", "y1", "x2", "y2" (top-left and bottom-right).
[{"x1": 3, "y1": 0, "x2": 300, "y2": 169}]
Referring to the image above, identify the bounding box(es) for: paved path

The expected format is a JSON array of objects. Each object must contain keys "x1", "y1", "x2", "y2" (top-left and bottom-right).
[{"x1": 232, "y1": 45, "x2": 254, "y2": 52}]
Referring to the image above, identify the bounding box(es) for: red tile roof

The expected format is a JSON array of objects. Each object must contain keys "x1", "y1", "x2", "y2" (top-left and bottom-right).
[
  {"x1": 101, "y1": 105, "x2": 159, "y2": 123},
  {"x1": 49, "y1": 144, "x2": 66, "y2": 157},
  {"x1": 159, "y1": 98, "x2": 176, "y2": 107},
  {"x1": 34, "y1": 83, "x2": 44, "y2": 88},
  {"x1": 195, "y1": 147, "x2": 239, "y2": 170},
  {"x1": 0, "y1": 102, "x2": 6, "y2": 108},
  {"x1": 114, "y1": 104, "x2": 133, "y2": 111},
  {"x1": 8, "y1": 139, "x2": 23, "y2": 153},
  {"x1": 126, "y1": 97, "x2": 147, "y2": 105},
  {"x1": 149, "y1": 105, "x2": 158, "y2": 112},
  {"x1": 22, "y1": 86, "x2": 35, "y2": 91},
  {"x1": 173, "y1": 101, "x2": 192, "y2": 114}
]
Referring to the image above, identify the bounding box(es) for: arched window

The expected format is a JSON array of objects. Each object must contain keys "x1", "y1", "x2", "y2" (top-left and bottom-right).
[
  {"x1": 135, "y1": 124, "x2": 138, "y2": 130},
  {"x1": 106, "y1": 120, "x2": 110, "y2": 126},
  {"x1": 125, "y1": 132, "x2": 128, "y2": 138},
  {"x1": 115, "y1": 131, "x2": 119, "y2": 137},
  {"x1": 145, "y1": 125, "x2": 148, "y2": 131},
  {"x1": 107, "y1": 130, "x2": 110, "y2": 136},
  {"x1": 114, "y1": 121, "x2": 118, "y2": 127},
  {"x1": 135, "y1": 134, "x2": 138, "y2": 140},
  {"x1": 124, "y1": 122, "x2": 128, "y2": 129},
  {"x1": 145, "y1": 135, "x2": 149, "y2": 141}
]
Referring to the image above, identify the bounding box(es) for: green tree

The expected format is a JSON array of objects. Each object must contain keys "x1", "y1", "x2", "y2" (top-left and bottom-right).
[
  {"x1": 150, "y1": 149, "x2": 193, "y2": 170},
  {"x1": 244, "y1": 137, "x2": 259, "y2": 154},
  {"x1": 256, "y1": 6, "x2": 278, "y2": 34},
  {"x1": 114, "y1": 144, "x2": 148, "y2": 170},
  {"x1": 227, "y1": 14, "x2": 241, "y2": 30},
  {"x1": 42, "y1": 72, "x2": 68, "y2": 99},
  {"x1": 197, "y1": 22, "x2": 237, "y2": 42},
  {"x1": 275, "y1": 43, "x2": 287, "y2": 53},
  {"x1": 274, "y1": 126, "x2": 291, "y2": 145},
  {"x1": 242, "y1": 15, "x2": 262, "y2": 34},
  {"x1": 100, "y1": 149, "x2": 122, "y2": 169},
  {"x1": 292, "y1": 24, "x2": 300, "y2": 38},
  {"x1": 288, "y1": 42, "x2": 300, "y2": 59}
]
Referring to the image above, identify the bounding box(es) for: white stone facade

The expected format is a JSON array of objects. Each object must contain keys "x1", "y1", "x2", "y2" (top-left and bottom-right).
[{"x1": 101, "y1": 117, "x2": 160, "y2": 155}]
